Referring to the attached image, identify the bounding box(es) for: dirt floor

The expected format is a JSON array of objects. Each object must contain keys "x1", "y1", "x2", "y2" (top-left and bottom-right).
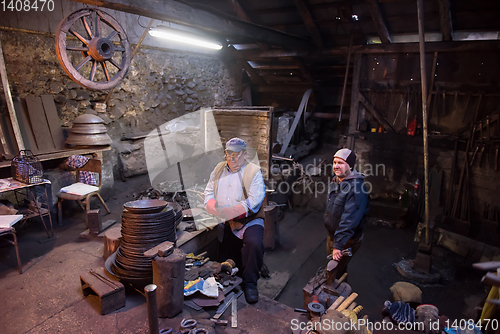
[{"x1": 0, "y1": 145, "x2": 491, "y2": 333}]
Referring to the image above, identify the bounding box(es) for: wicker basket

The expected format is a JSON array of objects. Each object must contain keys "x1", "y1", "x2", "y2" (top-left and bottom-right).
[{"x1": 11, "y1": 150, "x2": 43, "y2": 184}]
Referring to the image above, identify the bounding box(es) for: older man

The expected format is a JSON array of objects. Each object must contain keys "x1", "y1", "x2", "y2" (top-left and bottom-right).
[
  {"x1": 324, "y1": 148, "x2": 370, "y2": 278},
  {"x1": 204, "y1": 138, "x2": 265, "y2": 304}
]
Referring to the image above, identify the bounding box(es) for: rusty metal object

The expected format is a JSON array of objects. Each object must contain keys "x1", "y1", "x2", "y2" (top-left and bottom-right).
[
  {"x1": 144, "y1": 284, "x2": 159, "y2": 334},
  {"x1": 66, "y1": 114, "x2": 112, "y2": 146},
  {"x1": 55, "y1": 8, "x2": 131, "y2": 90}
]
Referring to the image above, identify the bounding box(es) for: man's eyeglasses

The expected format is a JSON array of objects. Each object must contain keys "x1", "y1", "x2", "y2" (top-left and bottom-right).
[{"x1": 225, "y1": 150, "x2": 243, "y2": 160}]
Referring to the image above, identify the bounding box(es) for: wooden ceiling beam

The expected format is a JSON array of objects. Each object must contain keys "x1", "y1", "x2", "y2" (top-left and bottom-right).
[
  {"x1": 257, "y1": 84, "x2": 313, "y2": 93},
  {"x1": 240, "y1": 60, "x2": 267, "y2": 86},
  {"x1": 250, "y1": 64, "x2": 300, "y2": 70},
  {"x1": 226, "y1": 0, "x2": 270, "y2": 50},
  {"x1": 229, "y1": 40, "x2": 500, "y2": 59},
  {"x1": 72, "y1": 0, "x2": 312, "y2": 49},
  {"x1": 365, "y1": 0, "x2": 392, "y2": 43},
  {"x1": 227, "y1": 0, "x2": 252, "y2": 22},
  {"x1": 437, "y1": 0, "x2": 453, "y2": 41},
  {"x1": 293, "y1": 0, "x2": 324, "y2": 48},
  {"x1": 294, "y1": 58, "x2": 316, "y2": 85}
]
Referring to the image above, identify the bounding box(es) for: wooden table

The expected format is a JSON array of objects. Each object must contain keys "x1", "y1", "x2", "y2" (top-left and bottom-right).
[
  {"x1": 0, "y1": 178, "x2": 54, "y2": 238},
  {"x1": 177, "y1": 217, "x2": 219, "y2": 255}
]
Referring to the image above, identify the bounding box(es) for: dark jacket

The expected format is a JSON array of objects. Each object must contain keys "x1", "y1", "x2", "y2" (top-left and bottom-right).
[{"x1": 324, "y1": 171, "x2": 370, "y2": 250}]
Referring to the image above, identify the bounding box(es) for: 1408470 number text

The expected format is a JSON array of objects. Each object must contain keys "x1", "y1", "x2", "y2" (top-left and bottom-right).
[{"x1": 2, "y1": 0, "x2": 54, "y2": 11}]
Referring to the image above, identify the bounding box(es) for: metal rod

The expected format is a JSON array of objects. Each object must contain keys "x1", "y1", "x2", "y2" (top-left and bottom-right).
[
  {"x1": 89, "y1": 269, "x2": 120, "y2": 289},
  {"x1": 144, "y1": 284, "x2": 159, "y2": 334},
  {"x1": 417, "y1": 0, "x2": 430, "y2": 246}
]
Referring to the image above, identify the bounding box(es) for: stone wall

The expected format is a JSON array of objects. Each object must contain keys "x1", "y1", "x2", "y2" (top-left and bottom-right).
[{"x1": 0, "y1": 30, "x2": 243, "y2": 179}]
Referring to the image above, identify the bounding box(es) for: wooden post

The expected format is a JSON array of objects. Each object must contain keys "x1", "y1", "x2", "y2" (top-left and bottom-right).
[
  {"x1": 417, "y1": 0, "x2": 430, "y2": 247},
  {"x1": 103, "y1": 227, "x2": 121, "y2": 260},
  {"x1": 339, "y1": 30, "x2": 354, "y2": 122},
  {"x1": 347, "y1": 53, "x2": 362, "y2": 150},
  {"x1": 153, "y1": 248, "x2": 185, "y2": 318},
  {"x1": 0, "y1": 35, "x2": 24, "y2": 152}
]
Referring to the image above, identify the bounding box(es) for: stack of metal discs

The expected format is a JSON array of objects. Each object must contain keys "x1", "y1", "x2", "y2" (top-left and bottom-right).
[
  {"x1": 110, "y1": 199, "x2": 181, "y2": 281},
  {"x1": 65, "y1": 114, "x2": 112, "y2": 146}
]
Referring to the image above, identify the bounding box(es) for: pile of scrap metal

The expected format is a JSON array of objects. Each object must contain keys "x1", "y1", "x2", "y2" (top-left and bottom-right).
[{"x1": 183, "y1": 251, "x2": 242, "y2": 317}]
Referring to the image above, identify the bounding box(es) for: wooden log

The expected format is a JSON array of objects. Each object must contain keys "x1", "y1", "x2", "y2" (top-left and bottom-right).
[
  {"x1": 327, "y1": 296, "x2": 345, "y2": 312},
  {"x1": 336, "y1": 292, "x2": 358, "y2": 312},
  {"x1": 103, "y1": 227, "x2": 121, "y2": 260},
  {"x1": 153, "y1": 248, "x2": 186, "y2": 318}
]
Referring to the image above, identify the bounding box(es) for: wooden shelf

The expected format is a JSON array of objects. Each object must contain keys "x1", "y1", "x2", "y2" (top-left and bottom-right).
[
  {"x1": 0, "y1": 146, "x2": 111, "y2": 168},
  {"x1": 18, "y1": 207, "x2": 50, "y2": 220}
]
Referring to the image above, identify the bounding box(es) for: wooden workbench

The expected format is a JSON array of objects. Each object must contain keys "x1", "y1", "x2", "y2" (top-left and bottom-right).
[{"x1": 177, "y1": 217, "x2": 219, "y2": 255}]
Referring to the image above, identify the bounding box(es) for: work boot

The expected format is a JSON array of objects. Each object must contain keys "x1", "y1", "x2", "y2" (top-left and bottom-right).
[{"x1": 244, "y1": 285, "x2": 259, "y2": 304}]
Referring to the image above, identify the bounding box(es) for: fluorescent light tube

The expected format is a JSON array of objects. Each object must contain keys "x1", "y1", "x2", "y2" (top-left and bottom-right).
[{"x1": 149, "y1": 27, "x2": 223, "y2": 50}]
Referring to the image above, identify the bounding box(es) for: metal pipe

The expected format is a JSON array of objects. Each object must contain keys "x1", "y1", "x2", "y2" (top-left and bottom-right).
[
  {"x1": 144, "y1": 284, "x2": 159, "y2": 334},
  {"x1": 417, "y1": 0, "x2": 430, "y2": 246}
]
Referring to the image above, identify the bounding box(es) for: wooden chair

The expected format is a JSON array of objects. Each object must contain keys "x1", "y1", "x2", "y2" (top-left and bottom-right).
[
  {"x1": 57, "y1": 159, "x2": 110, "y2": 226},
  {"x1": 0, "y1": 215, "x2": 24, "y2": 274},
  {"x1": 0, "y1": 228, "x2": 22, "y2": 273}
]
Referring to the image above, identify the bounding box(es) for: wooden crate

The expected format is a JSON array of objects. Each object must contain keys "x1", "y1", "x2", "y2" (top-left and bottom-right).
[{"x1": 212, "y1": 106, "x2": 274, "y2": 179}]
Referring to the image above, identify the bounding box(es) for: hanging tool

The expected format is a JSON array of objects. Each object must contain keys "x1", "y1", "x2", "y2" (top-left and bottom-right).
[
  {"x1": 495, "y1": 146, "x2": 498, "y2": 171},
  {"x1": 478, "y1": 146, "x2": 486, "y2": 168},
  {"x1": 406, "y1": 88, "x2": 410, "y2": 128},
  {"x1": 442, "y1": 90, "x2": 446, "y2": 115},
  {"x1": 453, "y1": 91, "x2": 458, "y2": 112},
  {"x1": 393, "y1": 91, "x2": 406, "y2": 126},
  {"x1": 470, "y1": 146, "x2": 480, "y2": 166},
  {"x1": 462, "y1": 93, "x2": 472, "y2": 122},
  {"x1": 486, "y1": 115, "x2": 491, "y2": 141}
]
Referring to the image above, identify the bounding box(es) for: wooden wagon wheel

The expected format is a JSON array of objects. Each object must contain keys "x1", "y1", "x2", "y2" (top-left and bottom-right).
[{"x1": 55, "y1": 8, "x2": 131, "y2": 90}]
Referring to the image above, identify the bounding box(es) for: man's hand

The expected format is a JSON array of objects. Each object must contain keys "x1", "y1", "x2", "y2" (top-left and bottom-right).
[
  {"x1": 219, "y1": 204, "x2": 246, "y2": 221},
  {"x1": 332, "y1": 248, "x2": 342, "y2": 261},
  {"x1": 206, "y1": 199, "x2": 219, "y2": 216}
]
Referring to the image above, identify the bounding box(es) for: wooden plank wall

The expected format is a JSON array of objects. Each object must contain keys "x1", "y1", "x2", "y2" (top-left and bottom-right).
[
  {"x1": 25, "y1": 96, "x2": 56, "y2": 153},
  {"x1": 212, "y1": 107, "x2": 273, "y2": 179},
  {"x1": 41, "y1": 95, "x2": 65, "y2": 150}
]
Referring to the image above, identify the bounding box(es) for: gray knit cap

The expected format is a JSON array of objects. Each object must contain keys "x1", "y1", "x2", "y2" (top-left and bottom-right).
[{"x1": 334, "y1": 148, "x2": 356, "y2": 169}]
